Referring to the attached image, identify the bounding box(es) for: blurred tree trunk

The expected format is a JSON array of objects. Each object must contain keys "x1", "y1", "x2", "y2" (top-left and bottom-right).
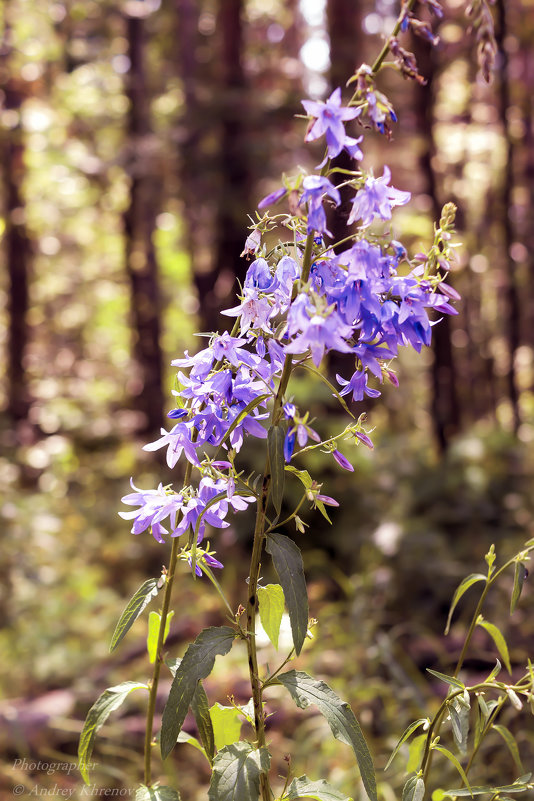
[
  {"x1": 495, "y1": 0, "x2": 521, "y2": 433},
  {"x1": 124, "y1": 10, "x2": 164, "y2": 433},
  {"x1": 413, "y1": 34, "x2": 460, "y2": 452},
  {"x1": 327, "y1": 0, "x2": 364, "y2": 248},
  {"x1": 1, "y1": 20, "x2": 32, "y2": 424},
  {"x1": 210, "y1": 0, "x2": 250, "y2": 327}
]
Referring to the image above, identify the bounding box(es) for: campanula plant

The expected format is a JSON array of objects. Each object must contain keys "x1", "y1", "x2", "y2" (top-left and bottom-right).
[{"x1": 75, "y1": 3, "x2": 526, "y2": 799}]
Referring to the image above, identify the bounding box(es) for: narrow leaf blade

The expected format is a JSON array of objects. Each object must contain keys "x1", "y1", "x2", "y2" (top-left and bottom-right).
[
  {"x1": 110, "y1": 578, "x2": 161, "y2": 652},
  {"x1": 511, "y1": 562, "x2": 528, "y2": 613},
  {"x1": 266, "y1": 533, "x2": 308, "y2": 656},
  {"x1": 257, "y1": 584, "x2": 285, "y2": 650},
  {"x1": 160, "y1": 626, "x2": 235, "y2": 759},
  {"x1": 431, "y1": 744, "x2": 472, "y2": 794},
  {"x1": 191, "y1": 682, "x2": 215, "y2": 764},
  {"x1": 147, "y1": 612, "x2": 161, "y2": 664},
  {"x1": 445, "y1": 574, "x2": 486, "y2": 635},
  {"x1": 477, "y1": 618, "x2": 512, "y2": 674},
  {"x1": 287, "y1": 775, "x2": 352, "y2": 801},
  {"x1": 493, "y1": 725, "x2": 524, "y2": 773},
  {"x1": 78, "y1": 682, "x2": 148, "y2": 783},
  {"x1": 268, "y1": 425, "x2": 286, "y2": 516},
  {"x1": 426, "y1": 669, "x2": 465, "y2": 690},
  {"x1": 208, "y1": 742, "x2": 271, "y2": 801},
  {"x1": 276, "y1": 670, "x2": 376, "y2": 801},
  {"x1": 385, "y1": 719, "x2": 428, "y2": 771}
]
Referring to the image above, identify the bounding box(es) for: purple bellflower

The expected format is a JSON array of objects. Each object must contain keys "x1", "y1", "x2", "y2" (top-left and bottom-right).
[
  {"x1": 348, "y1": 166, "x2": 411, "y2": 227},
  {"x1": 302, "y1": 88, "x2": 363, "y2": 165}
]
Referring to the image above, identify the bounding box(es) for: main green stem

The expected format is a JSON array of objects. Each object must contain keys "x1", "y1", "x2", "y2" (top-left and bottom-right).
[
  {"x1": 143, "y1": 461, "x2": 194, "y2": 787},
  {"x1": 245, "y1": 233, "x2": 315, "y2": 801}
]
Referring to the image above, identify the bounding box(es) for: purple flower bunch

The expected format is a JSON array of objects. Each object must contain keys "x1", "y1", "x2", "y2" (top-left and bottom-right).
[{"x1": 120, "y1": 83, "x2": 458, "y2": 570}]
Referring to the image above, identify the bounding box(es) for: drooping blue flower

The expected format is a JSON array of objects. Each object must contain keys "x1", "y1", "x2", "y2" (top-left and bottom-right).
[
  {"x1": 336, "y1": 369, "x2": 381, "y2": 402},
  {"x1": 300, "y1": 175, "x2": 341, "y2": 237},
  {"x1": 348, "y1": 166, "x2": 411, "y2": 227}
]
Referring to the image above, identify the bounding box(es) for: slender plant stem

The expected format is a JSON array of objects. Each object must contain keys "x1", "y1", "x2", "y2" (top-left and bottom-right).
[{"x1": 143, "y1": 461, "x2": 193, "y2": 787}]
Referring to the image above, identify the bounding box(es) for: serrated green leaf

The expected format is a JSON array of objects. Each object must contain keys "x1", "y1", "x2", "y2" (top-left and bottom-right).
[
  {"x1": 210, "y1": 703, "x2": 243, "y2": 752},
  {"x1": 426, "y1": 669, "x2": 465, "y2": 690},
  {"x1": 160, "y1": 626, "x2": 235, "y2": 759},
  {"x1": 135, "y1": 786, "x2": 181, "y2": 801},
  {"x1": 147, "y1": 611, "x2": 174, "y2": 664},
  {"x1": 287, "y1": 775, "x2": 352, "y2": 800},
  {"x1": 385, "y1": 719, "x2": 428, "y2": 771},
  {"x1": 477, "y1": 618, "x2": 512, "y2": 674},
  {"x1": 110, "y1": 578, "x2": 161, "y2": 653},
  {"x1": 165, "y1": 657, "x2": 215, "y2": 762},
  {"x1": 276, "y1": 670, "x2": 376, "y2": 801},
  {"x1": 208, "y1": 742, "x2": 271, "y2": 801},
  {"x1": 431, "y1": 744, "x2": 472, "y2": 795},
  {"x1": 268, "y1": 425, "x2": 286, "y2": 516},
  {"x1": 511, "y1": 562, "x2": 528, "y2": 613},
  {"x1": 78, "y1": 682, "x2": 148, "y2": 783},
  {"x1": 402, "y1": 776, "x2": 425, "y2": 801},
  {"x1": 493, "y1": 724, "x2": 524, "y2": 774},
  {"x1": 445, "y1": 574, "x2": 486, "y2": 635},
  {"x1": 258, "y1": 584, "x2": 285, "y2": 650},
  {"x1": 266, "y1": 533, "x2": 308, "y2": 656}
]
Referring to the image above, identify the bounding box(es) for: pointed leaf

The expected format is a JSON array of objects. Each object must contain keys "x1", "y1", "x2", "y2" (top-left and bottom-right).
[
  {"x1": 385, "y1": 719, "x2": 428, "y2": 771},
  {"x1": 266, "y1": 533, "x2": 308, "y2": 656},
  {"x1": 477, "y1": 618, "x2": 512, "y2": 674},
  {"x1": 78, "y1": 682, "x2": 148, "y2": 783},
  {"x1": 493, "y1": 725, "x2": 524, "y2": 774},
  {"x1": 210, "y1": 703, "x2": 243, "y2": 752},
  {"x1": 449, "y1": 693, "x2": 470, "y2": 756},
  {"x1": 407, "y1": 735, "x2": 426, "y2": 773},
  {"x1": 511, "y1": 562, "x2": 528, "y2": 613},
  {"x1": 426, "y1": 669, "x2": 465, "y2": 690},
  {"x1": 110, "y1": 578, "x2": 161, "y2": 652},
  {"x1": 402, "y1": 776, "x2": 425, "y2": 801},
  {"x1": 176, "y1": 730, "x2": 210, "y2": 761},
  {"x1": 431, "y1": 744, "x2": 472, "y2": 794},
  {"x1": 135, "y1": 786, "x2": 181, "y2": 801},
  {"x1": 208, "y1": 742, "x2": 271, "y2": 801},
  {"x1": 445, "y1": 574, "x2": 486, "y2": 635},
  {"x1": 257, "y1": 584, "x2": 285, "y2": 650},
  {"x1": 287, "y1": 775, "x2": 352, "y2": 800},
  {"x1": 147, "y1": 611, "x2": 174, "y2": 664},
  {"x1": 191, "y1": 681, "x2": 215, "y2": 764},
  {"x1": 276, "y1": 670, "x2": 376, "y2": 801},
  {"x1": 268, "y1": 425, "x2": 286, "y2": 516},
  {"x1": 160, "y1": 626, "x2": 235, "y2": 759}
]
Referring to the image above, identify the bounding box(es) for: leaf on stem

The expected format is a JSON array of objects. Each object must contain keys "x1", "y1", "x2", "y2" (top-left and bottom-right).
[
  {"x1": 476, "y1": 617, "x2": 512, "y2": 674},
  {"x1": 109, "y1": 578, "x2": 161, "y2": 653},
  {"x1": 268, "y1": 425, "x2": 286, "y2": 516},
  {"x1": 384, "y1": 718, "x2": 428, "y2": 771},
  {"x1": 426, "y1": 669, "x2": 465, "y2": 690},
  {"x1": 135, "y1": 786, "x2": 181, "y2": 801},
  {"x1": 444, "y1": 573, "x2": 486, "y2": 635},
  {"x1": 431, "y1": 744, "x2": 472, "y2": 795},
  {"x1": 448, "y1": 691, "x2": 470, "y2": 756},
  {"x1": 493, "y1": 724, "x2": 525, "y2": 774},
  {"x1": 165, "y1": 656, "x2": 215, "y2": 762},
  {"x1": 210, "y1": 703, "x2": 243, "y2": 752},
  {"x1": 147, "y1": 611, "x2": 174, "y2": 664},
  {"x1": 160, "y1": 627, "x2": 235, "y2": 759},
  {"x1": 510, "y1": 562, "x2": 528, "y2": 614},
  {"x1": 78, "y1": 682, "x2": 148, "y2": 783},
  {"x1": 276, "y1": 670, "x2": 377, "y2": 801},
  {"x1": 401, "y1": 776, "x2": 425, "y2": 801},
  {"x1": 286, "y1": 775, "x2": 352, "y2": 801},
  {"x1": 266, "y1": 533, "x2": 308, "y2": 656},
  {"x1": 257, "y1": 583, "x2": 285, "y2": 650},
  {"x1": 208, "y1": 742, "x2": 271, "y2": 801}
]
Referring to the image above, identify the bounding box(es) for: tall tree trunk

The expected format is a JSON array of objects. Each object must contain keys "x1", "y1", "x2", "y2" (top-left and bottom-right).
[
  {"x1": 124, "y1": 11, "x2": 164, "y2": 434},
  {"x1": 413, "y1": 33, "x2": 461, "y2": 452},
  {"x1": 495, "y1": 0, "x2": 521, "y2": 432},
  {"x1": 2, "y1": 19, "x2": 31, "y2": 424},
  {"x1": 209, "y1": 0, "x2": 250, "y2": 327}
]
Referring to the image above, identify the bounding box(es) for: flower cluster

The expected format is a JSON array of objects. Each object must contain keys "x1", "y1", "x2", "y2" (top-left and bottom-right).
[{"x1": 121, "y1": 70, "x2": 458, "y2": 572}]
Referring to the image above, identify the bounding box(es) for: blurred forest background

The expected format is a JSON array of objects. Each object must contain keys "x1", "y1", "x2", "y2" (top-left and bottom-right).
[{"x1": 1, "y1": 0, "x2": 534, "y2": 798}]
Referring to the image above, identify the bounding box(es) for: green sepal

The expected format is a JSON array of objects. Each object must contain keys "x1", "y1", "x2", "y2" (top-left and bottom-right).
[
  {"x1": 78, "y1": 682, "x2": 148, "y2": 783},
  {"x1": 257, "y1": 583, "x2": 285, "y2": 650},
  {"x1": 275, "y1": 670, "x2": 376, "y2": 801},
  {"x1": 109, "y1": 578, "x2": 161, "y2": 653},
  {"x1": 268, "y1": 425, "x2": 286, "y2": 516},
  {"x1": 208, "y1": 742, "x2": 271, "y2": 801},
  {"x1": 286, "y1": 775, "x2": 352, "y2": 800},
  {"x1": 445, "y1": 573, "x2": 486, "y2": 635},
  {"x1": 160, "y1": 626, "x2": 235, "y2": 759},
  {"x1": 266, "y1": 533, "x2": 308, "y2": 656}
]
